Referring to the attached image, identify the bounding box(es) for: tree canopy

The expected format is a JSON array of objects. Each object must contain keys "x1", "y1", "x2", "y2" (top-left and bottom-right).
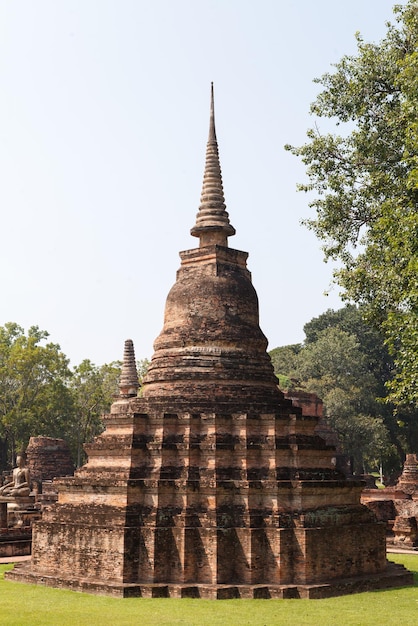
[
  {"x1": 270, "y1": 306, "x2": 406, "y2": 474},
  {"x1": 67, "y1": 359, "x2": 121, "y2": 466},
  {"x1": 0, "y1": 323, "x2": 72, "y2": 466},
  {"x1": 286, "y1": 1, "x2": 418, "y2": 412}
]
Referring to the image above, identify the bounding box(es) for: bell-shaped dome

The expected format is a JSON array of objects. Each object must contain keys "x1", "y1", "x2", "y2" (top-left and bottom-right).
[{"x1": 142, "y1": 87, "x2": 281, "y2": 408}]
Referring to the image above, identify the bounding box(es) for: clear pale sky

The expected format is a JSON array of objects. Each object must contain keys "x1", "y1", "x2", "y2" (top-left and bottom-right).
[{"x1": 0, "y1": 1, "x2": 404, "y2": 366}]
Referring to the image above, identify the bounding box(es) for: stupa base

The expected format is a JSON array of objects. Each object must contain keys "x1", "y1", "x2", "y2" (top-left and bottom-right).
[{"x1": 5, "y1": 561, "x2": 413, "y2": 599}]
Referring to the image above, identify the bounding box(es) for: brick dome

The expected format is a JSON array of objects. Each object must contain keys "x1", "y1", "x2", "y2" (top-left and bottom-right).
[{"x1": 142, "y1": 84, "x2": 281, "y2": 406}]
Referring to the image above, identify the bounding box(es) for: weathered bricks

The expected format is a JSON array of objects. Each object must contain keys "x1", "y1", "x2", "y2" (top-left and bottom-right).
[
  {"x1": 5, "y1": 86, "x2": 413, "y2": 597},
  {"x1": 25, "y1": 437, "x2": 74, "y2": 486}
]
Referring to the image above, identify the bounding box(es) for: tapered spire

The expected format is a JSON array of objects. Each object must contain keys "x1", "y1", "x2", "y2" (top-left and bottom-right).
[
  {"x1": 119, "y1": 339, "x2": 139, "y2": 397},
  {"x1": 191, "y1": 83, "x2": 236, "y2": 247}
]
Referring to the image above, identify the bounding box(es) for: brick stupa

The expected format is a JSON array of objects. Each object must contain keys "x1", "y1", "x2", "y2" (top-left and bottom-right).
[{"x1": 7, "y1": 86, "x2": 412, "y2": 598}]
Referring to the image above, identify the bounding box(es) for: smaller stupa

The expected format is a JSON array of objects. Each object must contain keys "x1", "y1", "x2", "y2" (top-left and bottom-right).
[{"x1": 396, "y1": 454, "x2": 418, "y2": 496}]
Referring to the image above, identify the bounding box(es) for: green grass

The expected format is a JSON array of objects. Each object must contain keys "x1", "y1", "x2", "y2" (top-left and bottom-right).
[{"x1": 0, "y1": 555, "x2": 417, "y2": 626}]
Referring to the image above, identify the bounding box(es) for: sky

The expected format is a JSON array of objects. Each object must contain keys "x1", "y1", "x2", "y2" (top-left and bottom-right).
[{"x1": 0, "y1": 0, "x2": 405, "y2": 366}]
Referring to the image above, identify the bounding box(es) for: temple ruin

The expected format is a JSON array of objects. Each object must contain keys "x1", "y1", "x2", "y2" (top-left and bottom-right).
[
  {"x1": 6, "y1": 85, "x2": 413, "y2": 598},
  {"x1": 362, "y1": 453, "x2": 418, "y2": 549},
  {"x1": 0, "y1": 438, "x2": 74, "y2": 557}
]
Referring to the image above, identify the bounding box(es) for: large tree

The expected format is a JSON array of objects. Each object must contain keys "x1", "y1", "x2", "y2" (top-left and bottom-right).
[
  {"x1": 286, "y1": 1, "x2": 418, "y2": 417},
  {"x1": 0, "y1": 323, "x2": 72, "y2": 467},
  {"x1": 0, "y1": 322, "x2": 150, "y2": 469},
  {"x1": 270, "y1": 306, "x2": 403, "y2": 474},
  {"x1": 296, "y1": 326, "x2": 393, "y2": 474},
  {"x1": 67, "y1": 358, "x2": 150, "y2": 466},
  {"x1": 269, "y1": 344, "x2": 301, "y2": 389},
  {"x1": 67, "y1": 360, "x2": 121, "y2": 466}
]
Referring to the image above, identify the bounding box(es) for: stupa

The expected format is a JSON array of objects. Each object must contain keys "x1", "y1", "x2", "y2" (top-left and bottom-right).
[{"x1": 7, "y1": 86, "x2": 412, "y2": 598}]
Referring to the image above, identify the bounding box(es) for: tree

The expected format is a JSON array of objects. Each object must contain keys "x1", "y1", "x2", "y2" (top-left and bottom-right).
[
  {"x1": 0, "y1": 323, "x2": 72, "y2": 467},
  {"x1": 302, "y1": 305, "x2": 410, "y2": 461},
  {"x1": 137, "y1": 358, "x2": 150, "y2": 387},
  {"x1": 303, "y1": 305, "x2": 394, "y2": 398},
  {"x1": 286, "y1": 1, "x2": 418, "y2": 417},
  {"x1": 0, "y1": 322, "x2": 151, "y2": 469},
  {"x1": 67, "y1": 360, "x2": 121, "y2": 466},
  {"x1": 67, "y1": 358, "x2": 150, "y2": 465},
  {"x1": 295, "y1": 326, "x2": 393, "y2": 473},
  {"x1": 269, "y1": 344, "x2": 301, "y2": 388},
  {"x1": 270, "y1": 306, "x2": 400, "y2": 474}
]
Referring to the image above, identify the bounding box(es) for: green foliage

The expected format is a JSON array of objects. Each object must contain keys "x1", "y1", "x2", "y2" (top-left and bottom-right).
[
  {"x1": 0, "y1": 322, "x2": 149, "y2": 469},
  {"x1": 137, "y1": 358, "x2": 150, "y2": 395},
  {"x1": 67, "y1": 360, "x2": 121, "y2": 466},
  {"x1": 302, "y1": 306, "x2": 418, "y2": 459},
  {"x1": 0, "y1": 323, "x2": 72, "y2": 465},
  {"x1": 270, "y1": 306, "x2": 401, "y2": 473},
  {"x1": 137, "y1": 358, "x2": 150, "y2": 381},
  {"x1": 0, "y1": 556, "x2": 417, "y2": 626},
  {"x1": 298, "y1": 325, "x2": 392, "y2": 472},
  {"x1": 269, "y1": 344, "x2": 302, "y2": 387},
  {"x1": 286, "y1": 1, "x2": 418, "y2": 414},
  {"x1": 277, "y1": 374, "x2": 292, "y2": 389},
  {"x1": 304, "y1": 305, "x2": 395, "y2": 396}
]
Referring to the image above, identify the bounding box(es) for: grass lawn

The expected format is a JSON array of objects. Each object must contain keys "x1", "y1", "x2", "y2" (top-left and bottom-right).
[{"x1": 0, "y1": 554, "x2": 417, "y2": 626}]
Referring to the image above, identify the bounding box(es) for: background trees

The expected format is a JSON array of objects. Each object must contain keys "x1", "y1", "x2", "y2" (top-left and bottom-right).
[
  {"x1": 0, "y1": 322, "x2": 151, "y2": 470},
  {"x1": 286, "y1": 1, "x2": 418, "y2": 420},
  {"x1": 67, "y1": 360, "x2": 121, "y2": 467},
  {"x1": 66, "y1": 359, "x2": 149, "y2": 466},
  {"x1": 0, "y1": 310, "x2": 408, "y2": 476},
  {"x1": 0, "y1": 323, "x2": 72, "y2": 468},
  {"x1": 270, "y1": 305, "x2": 404, "y2": 475}
]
